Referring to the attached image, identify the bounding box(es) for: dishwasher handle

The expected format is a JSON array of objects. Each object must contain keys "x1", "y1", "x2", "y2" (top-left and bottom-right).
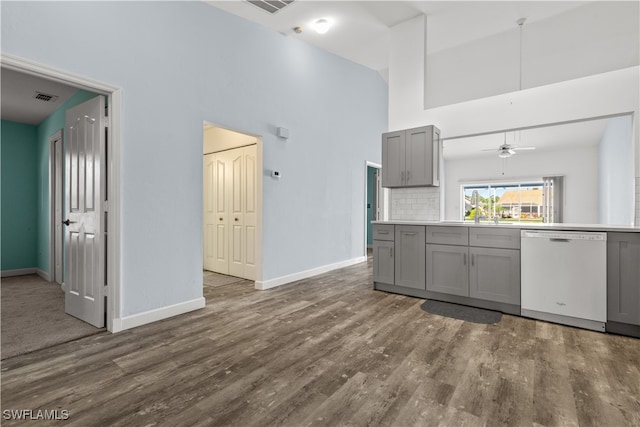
[{"x1": 550, "y1": 238, "x2": 570, "y2": 243}]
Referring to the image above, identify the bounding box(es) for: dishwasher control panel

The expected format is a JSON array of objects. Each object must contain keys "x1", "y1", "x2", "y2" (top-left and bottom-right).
[{"x1": 520, "y1": 230, "x2": 607, "y2": 241}]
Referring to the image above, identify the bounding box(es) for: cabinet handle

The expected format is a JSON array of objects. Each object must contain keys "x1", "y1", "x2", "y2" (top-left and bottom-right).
[
  {"x1": 463, "y1": 253, "x2": 467, "y2": 265},
  {"x1": 390, "y1": 248, "x2": 393, "y2": 258},
  {"x1": 378, "y1": 230, "x2": 389, "y2": 235},
  {"x1": 471, "y1": 254, "x2": 475, "y2": 266},
  {"x1": 407, "y1": 170, "x2": 411, "y2": 182},
  {"x1": 404, "y1": 232, "x2": 417, "y2": 236},
  {"x1": 234, "y1": 218, "x2": 239, "y2": 222},
  {"x1": 401, "y1": 171, "x2": 405, "y2": 183},
  {"x1": 219, "y1": 217, "x2": 223, "y2": 221}
]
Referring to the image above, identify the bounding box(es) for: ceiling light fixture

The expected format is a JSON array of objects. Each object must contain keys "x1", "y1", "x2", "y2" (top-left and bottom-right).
[
  {"x1": 293, "y1": 26, "x2": 302, "y2": 34},
  {"x1": 313, "y1": 19, "x2": 331, "y2": 34}
]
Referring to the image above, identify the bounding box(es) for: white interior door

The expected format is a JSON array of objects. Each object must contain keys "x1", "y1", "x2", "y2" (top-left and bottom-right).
[
  {"x1": 243, "y1": 145, "x2": 257, "y2": 280},
  {"x1": 228, "y1": 149, "x2": 244, "y2": 277},
  {"x1": 64, "y1": 96, "x2": 105, "y2": 328},
  {"x1": 203, "y1": 145, "x2": 257, "y2": 280},
  {"x1": 203, "y1": 153, "x2": 216, "y2": 271},
  {"x1": 213, "y1": 152, "x2": 230, "y2": 273}
]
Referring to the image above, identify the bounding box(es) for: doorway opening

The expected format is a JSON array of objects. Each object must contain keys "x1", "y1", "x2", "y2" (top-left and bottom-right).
[
  {"x1": 1, "y1": 53, "x2": 121, "y2": 334},
  {"x1": 365, "y1": 161, "x2": 386, "y2": 257},
  {"x1": 202, "y1": 122, "x2": 262, "y2": 287}
]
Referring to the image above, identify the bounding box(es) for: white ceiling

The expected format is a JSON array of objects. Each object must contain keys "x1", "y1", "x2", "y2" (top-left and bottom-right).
[
  {"x1": 1, "y1": 68, "x2": 78, "y2": 125},
  {"x1": 443, "y1": 117, "x2": 612, "y2": 160},
  {"x1": 207, "y1": 1, "x2": 589, "y2": 74}
]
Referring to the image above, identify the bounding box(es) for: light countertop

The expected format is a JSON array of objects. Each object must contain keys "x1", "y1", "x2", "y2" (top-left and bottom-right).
[{"x1": 372, "y1": 220, "x2": 640, "y2": 233}]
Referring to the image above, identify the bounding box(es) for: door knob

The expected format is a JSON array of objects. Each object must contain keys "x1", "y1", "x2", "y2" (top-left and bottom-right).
[
  {"x1": 234, "y1": 218, "x2": 239, "y2": 222},
  {"x1": 62, "y1": 219, "x2": 76, "y2": 226},
  {"x1": 219, "y1": 217, "x2": 223, "y2": 221}
]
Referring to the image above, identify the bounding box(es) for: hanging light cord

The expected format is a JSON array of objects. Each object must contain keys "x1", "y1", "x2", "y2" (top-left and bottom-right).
[{"x1": 517, "y1": 18, "x2": 526, "y2": 91}]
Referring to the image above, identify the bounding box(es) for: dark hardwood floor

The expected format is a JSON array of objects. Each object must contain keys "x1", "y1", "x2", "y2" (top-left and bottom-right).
[{"x1": 1, "y1": 258, "x2": 639, "y2": 426}]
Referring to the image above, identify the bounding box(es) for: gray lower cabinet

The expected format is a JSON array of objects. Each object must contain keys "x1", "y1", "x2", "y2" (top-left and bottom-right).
[
  {"x1": 395, "y1": 226, "x2": 426, "y2": 289},
  {"x1": 607, "y1": 232, "x2": 640, "y2": 326},
  {"x1": 469, "y1": 247, "x2": 520, "y2": 305},
  {"x1": 373, "y1": 240, "x2": 395, "y2": 285},
  {"x1": 426, "y1": 244, "x2": 468, "y2": 296}
]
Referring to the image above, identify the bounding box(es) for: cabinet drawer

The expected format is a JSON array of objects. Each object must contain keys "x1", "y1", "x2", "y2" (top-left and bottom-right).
[
  {"x1": 469, "y1": 227, "x2": 520, "y2": 249},
  {"x1": 426, "y1": 226, "x2": 468, "y2": 246},
  {"x1": 373, "y1": 224, "x2": 394, "y2": 241}
]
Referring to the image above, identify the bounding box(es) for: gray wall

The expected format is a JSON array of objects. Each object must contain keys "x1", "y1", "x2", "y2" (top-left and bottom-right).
[{"x1": 1, "y1": 2, "x2": 388, "y2": 316}]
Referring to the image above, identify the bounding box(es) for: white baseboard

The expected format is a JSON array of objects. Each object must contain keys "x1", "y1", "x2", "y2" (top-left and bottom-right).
[
  {"x1": 36, "y1": 268, "x2": 51, "y2": 281},
  {"x1": 1, "y1": 268, "x2": 36, "y2": 277},
  {"x1": 255, "y1": 256, "x2": 367, "y2": 290},
  {"x1": 110, "y1": 297, "x2": 206, "y2": 333}
]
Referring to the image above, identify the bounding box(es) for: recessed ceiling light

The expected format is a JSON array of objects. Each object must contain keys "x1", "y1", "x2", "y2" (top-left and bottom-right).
[{"x1": 313, "y1": 19, "x2": 331, "y2": 34}]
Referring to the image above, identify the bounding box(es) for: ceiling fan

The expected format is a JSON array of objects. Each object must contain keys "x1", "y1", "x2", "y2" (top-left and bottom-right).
[{"x1": 482, "y1": 132, "x2": 536, "y2": 158}]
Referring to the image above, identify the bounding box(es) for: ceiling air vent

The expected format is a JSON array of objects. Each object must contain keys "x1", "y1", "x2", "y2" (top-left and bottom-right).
[
  {"x1": 33, "y1": 91, "x2": 59, "y2": 103},
  {"x1": 246, "y1": 0, "x2": 294, "y2": 15}
]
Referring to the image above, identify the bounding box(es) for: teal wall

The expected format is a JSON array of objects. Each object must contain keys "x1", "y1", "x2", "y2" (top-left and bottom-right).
[
  {"x1": 366, "y1": 166, "x2": 377, "y2": 246},
  {"x1": 35, "y1": 90, "x2": 100, "y2": 274},
  {"x1": 1, "y1": 120, "x2": 38, "y2": 270}
]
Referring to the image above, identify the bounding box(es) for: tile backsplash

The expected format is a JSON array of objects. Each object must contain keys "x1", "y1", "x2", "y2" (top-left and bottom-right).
[{"x1": 391, "y1": 187, "x2": 440, "y2": 221}]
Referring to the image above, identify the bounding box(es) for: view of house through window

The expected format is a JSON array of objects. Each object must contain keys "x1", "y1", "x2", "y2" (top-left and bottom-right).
[{"x1": 463, "y1": 182, "x2": 546, "y2": 223}]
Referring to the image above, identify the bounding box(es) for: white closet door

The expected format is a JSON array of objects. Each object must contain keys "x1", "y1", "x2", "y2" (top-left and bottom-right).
[
  {"x1": 204, "y1": 144, "x2": 257, "y2": 280},
  {"x1": 243, "y1": 145, "x2": 257, "y2": 280},
  {"x1": 228, "y1": 149, "x2": 244, "y2": 278},
  {"x1": 203, "y1": 153, "x2": 216, "y2": 271},
  {"x1": 213, "y1": 152, "x2": 230, "y2": 274}
]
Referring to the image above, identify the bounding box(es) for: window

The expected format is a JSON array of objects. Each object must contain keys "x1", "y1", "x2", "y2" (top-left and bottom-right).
[{"x1": 462, "y1": 182, "x2": 546, "y2": 223}]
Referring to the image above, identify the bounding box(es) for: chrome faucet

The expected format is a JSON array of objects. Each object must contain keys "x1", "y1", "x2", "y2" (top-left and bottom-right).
[{"x1": 471, "y1": 190, "x2": 480, "y2": 223}]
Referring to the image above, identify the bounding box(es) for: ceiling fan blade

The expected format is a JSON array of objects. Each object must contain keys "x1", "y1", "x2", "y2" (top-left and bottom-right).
[
  {"x1": 513, "y1": 146, "x2": 536, "y2": 151},
  {"x1": 480, "y1": 148, "x2": 498, "y2": 151}
]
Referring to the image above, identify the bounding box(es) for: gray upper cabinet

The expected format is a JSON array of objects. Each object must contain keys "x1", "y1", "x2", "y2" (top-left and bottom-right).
[
  {"x1": 381, "y1": 131, "x2": 404, "y2": 188},
  {"x1": 469, "y1": 247, "x2": 520, "y2": 305},
  {"x1": 382, "y1": 126, "x2": 440, "y2": 188},
  {"x1": 395, "y1": 226, "x2": 426, "y2": 289},
  {"x1": 607, "y1": 232, "x2": 640, "y2": 326},
  {"x1": 426, "y1": 244, "x2": 469, "y2": 296}
]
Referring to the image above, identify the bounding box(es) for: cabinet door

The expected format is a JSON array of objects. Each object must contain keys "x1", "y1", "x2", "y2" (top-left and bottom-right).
[
  {"x1": 426, "y1": 244, "x2": 469, "y2": 296},
  {"x1": 469, "y1": 247, "x2": 520, "y2": 305},
  {"x1": 382, "y1": 131, "x2": 404, "y2": 188},
  {"x1": 404, "y1": 126, "x2": 431, "y2": 187},
  {"x1": 373, "y1": 240, "x2": 395, "y2": 285},
  {"x1": 607, "y1": 233, "x2": 640, "y2": 325},
  {"x1": 395, "y1": 226, "x2": 426, "y2": 289}
]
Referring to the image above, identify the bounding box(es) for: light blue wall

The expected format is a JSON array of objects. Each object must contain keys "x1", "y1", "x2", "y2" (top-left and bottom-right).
[
  {"x1": 598, "y1": 115, "x2": 634, "y2": 225},
  {"x1": 1, "y1": 120, "x2": 38, "y2": 270},
  {"x1": 35, "y1": 90, "x2": 101, "y2": 274},
  {"x1": 2, "y1": 2, "x2": 388, "y2": 317}
]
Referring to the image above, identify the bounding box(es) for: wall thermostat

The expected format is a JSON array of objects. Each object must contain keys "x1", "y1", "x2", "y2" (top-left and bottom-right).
[{"x1": 271, "y1": 170, "x2": 281, "y2": 179}]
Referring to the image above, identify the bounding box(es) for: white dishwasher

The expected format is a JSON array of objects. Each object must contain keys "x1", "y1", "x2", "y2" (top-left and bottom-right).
[{"x1": 520, "y1": 230, "x2": 607, "y2": 332}]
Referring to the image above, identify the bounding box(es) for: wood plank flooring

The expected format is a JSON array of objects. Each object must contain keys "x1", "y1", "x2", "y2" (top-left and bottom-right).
[{"x1": 1, "y1": 258, "x2": 639, "y2": 426}]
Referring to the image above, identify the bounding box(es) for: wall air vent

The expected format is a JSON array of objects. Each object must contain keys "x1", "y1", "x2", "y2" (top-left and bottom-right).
[
  {"x1": 33, "y1": 91, "x2": 59, "y2": 103},
  {"x1": 246, "y1": 0, "x2": 294, "y2": 15}
]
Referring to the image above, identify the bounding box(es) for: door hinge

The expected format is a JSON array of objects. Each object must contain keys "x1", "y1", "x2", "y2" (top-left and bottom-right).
[{"x1": 104, "y1": 201, "x2": 109, "y2": 212}]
